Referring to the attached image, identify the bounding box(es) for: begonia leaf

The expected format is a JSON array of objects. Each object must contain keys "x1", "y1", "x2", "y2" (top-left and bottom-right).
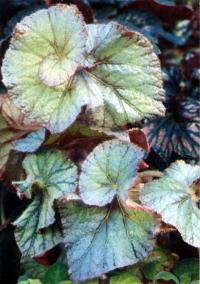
[
  {"x1": 59, "y1": 201, "x2": 156, "y2": 281},
  {"x1": 79, "y1": 139, "x2": 144, "y2": 206},
  {"x1": 140, "y1": 160, "x2": 200, "y2": 247}
]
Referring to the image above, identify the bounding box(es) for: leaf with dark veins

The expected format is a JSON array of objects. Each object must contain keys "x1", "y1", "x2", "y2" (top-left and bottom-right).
[
  {"x1": 15, "y1": 149, "x2": 78, "y2": 230},
  {"x1": 79, "y1": 139, "x2": 144, "y2": 206},
  {"x1": 59, "y1": 201, "x2": 156, "y2": 281}
]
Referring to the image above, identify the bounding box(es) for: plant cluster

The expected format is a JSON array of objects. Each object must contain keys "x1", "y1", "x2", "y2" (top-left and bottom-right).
[{"x1": 0, "y1": 0, "x2": 199, "y2": 284}]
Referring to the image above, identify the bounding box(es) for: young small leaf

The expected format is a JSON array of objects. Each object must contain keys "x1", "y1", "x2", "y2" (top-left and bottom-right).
[
  {"x1": 15, "y1": 149, "x2": 78, "y2": 229},
  {"x1": 79, "y1": 139, "x2": 144, "y2": 206},
  {"x1": 140, "y1": 160, "x2": 200, "y2": 247},
  {"x1": 59, "y1": 202, "x2": 156, "y2": 281}
]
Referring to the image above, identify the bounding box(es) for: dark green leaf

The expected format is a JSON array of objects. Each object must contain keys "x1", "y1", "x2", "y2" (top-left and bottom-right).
[
  {"x1": 153, "y1": 271, "x2": 179, "y2": 284},
  {"x1": 42, "y1": 262, "x2": 67, "y2": 284}
]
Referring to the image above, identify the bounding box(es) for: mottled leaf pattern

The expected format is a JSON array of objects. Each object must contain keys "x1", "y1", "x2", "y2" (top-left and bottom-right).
[
  {"x1": 14, "y1": 196, "x2": 63, "y2": 257},
  {"x1": 16, "y1": 149, "x2": 78, "y2": 229},
  {"x1": 59, "y1": 202, "x2": 156, "y2": 281},
  {"x1": 79, "y1": 139, "x2": 144, "y2": 206},
  {"x1": 140, "y1": 160, "x2": 200, "y2": 247},
  {"x1": 143, "y1": 97, "x2": 200, "y2": 164}
]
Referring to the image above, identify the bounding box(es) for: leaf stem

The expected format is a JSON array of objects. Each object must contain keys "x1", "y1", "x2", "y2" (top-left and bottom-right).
[{"x1": 138, "y1": 170, "x2": 163, "y2": 178}]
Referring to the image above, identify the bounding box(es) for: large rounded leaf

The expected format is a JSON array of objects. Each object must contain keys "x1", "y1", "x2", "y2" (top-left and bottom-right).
[
  {"x1": 15, "y1": 149, "x2": 78, "y2": 230},
  {"x1": 79, "y1": 139, "x2": 144, "y2": 206},
  {"x1": 80, "y1": 23, "x2": 165, "y2": 128},
  {"x1": 140, "y1": 160, "x2": 200, "y2": 247},
  {"x1": 59, "y1": 202, "x2": 156, "y2": 281},
  {"x1": 2, "y1": 5, "x2": 87, "y2": 133}
]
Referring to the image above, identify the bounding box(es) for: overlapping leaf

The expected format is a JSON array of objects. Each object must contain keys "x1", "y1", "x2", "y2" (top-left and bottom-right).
[
  {"x1": 14, "y1": 196, "x2": 63, "y2": 257},
  {"x1": 140, "y1": 160, "x2": 200, "y2": 247},
  {"x1": 143, "y1": 97, "x2": 200, "y2": 164},
  {"x1": 14, "y1": 128, "x2": 46, "y2": 153},
  {"x1": 2, "y1": 6, "x2": 165, "y2": 133},
  {"x1": 59, "y1": 201, "x2": 156, "y2": 281},
  {"x1": 79, "y1": 139, "x2": 144, "y2": 206},
  {"x1": 15, "y1": 149, "x2": 78, "y2": 229},
  {"x1": 80, "y1": 22, "x2": 165, "y2": 128},
  {"x1": 0, "y1": 95, "x2": 38, "y2": 175},
  {"x1": 13, "y1": 149, "x2": 78, "y2": 257},
  {"x1": 2, "y1": 5, "x2": 87, "y2": 133}
]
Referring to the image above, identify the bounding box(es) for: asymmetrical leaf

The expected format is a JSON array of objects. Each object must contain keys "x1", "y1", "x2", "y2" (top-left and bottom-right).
[
  {"x1": 2, "y1": 5, "x2": 87, "y2": 133},
  {"x1": 140, "y1": 160, "x2": 200, "y2": 247},
  {"x1": 79, "y1": 139, "x2": 144, "y2": 206},
  {"x1": 59, "y1": 202, "x2": 156, "y2": 281},
  {"x1": 15, "y1": 149, "x2": 78, "y2": 229},
  {"x1": 14, "y1": 196, "x2": 63, "y2": 257},
  {"x1": 80, "y1": 23, "x2": 165, "y2": 128},
  {"x1": 14, "y1": 128, "x2": 46, "y2": 153}
]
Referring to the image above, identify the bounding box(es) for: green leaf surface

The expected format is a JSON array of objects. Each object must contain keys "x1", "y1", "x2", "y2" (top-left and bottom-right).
[
  {"x1": 153, "y1": 271, "x2": 179, "y2": 284},
  {"x1": 18, "y1": 279, "x2": 42, "y2": 284},
  {"x1": 42, "y1": 262, "x2": 67, "y2": 284},
  {"x1": 79, "y1": 139, "x2": 144, "y2": 206},
  {"x1": 14, "y1": 128, "x2": 46, "y2": 153},
  {"x1": 2, "y1": 5, "x2": 87, "y2": 133},
  {"x1": 110, "y1": 272, "x2": 142, "y2": 284},
  {"x1": 173, "y1": 258, "x2": 199, "y2": 283},
  {"x1": 139, "y1": 247, "x2": 176, "y2": 281},
  {"x1": 16, "y1": 149, "x2": 78, "y2": 229},
  {"x1": 140, "y1": 160, "x2": 200, "y2": 247},
  {"x1": 14, "y1": 195, "x2": 63, "y2": 257},
  {"x1": 59, "y1": 202, "x2": 156, "y2": 281}
]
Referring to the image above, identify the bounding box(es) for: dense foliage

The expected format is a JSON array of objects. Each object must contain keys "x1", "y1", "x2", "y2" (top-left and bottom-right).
[{"x1": 0, "y1": 0, "x2": 199, "y2": 284}]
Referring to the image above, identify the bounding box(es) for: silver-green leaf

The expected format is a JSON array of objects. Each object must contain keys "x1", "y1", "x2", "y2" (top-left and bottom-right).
[
  {"x1": 79, "y1": 139, "x2": 144, "y2": 206},
  {"x1": 15, "y1": 149, "x2": 78, "y2": 230},
  {"x1": 14, "y1": 196, "x2": 63, "y2": 257},
  {"x1": 140, "y1": 160, "x2": 200, "y2": 247},
  {"x1": 81, "y1": 23, "x2": 165, "y2": 128},
  {"x1": 2, "y1": 5, "x2": 87, "y2": 133},
  {"x1": 59, "y1": 202, "x2": 156, "y2": 281}
]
